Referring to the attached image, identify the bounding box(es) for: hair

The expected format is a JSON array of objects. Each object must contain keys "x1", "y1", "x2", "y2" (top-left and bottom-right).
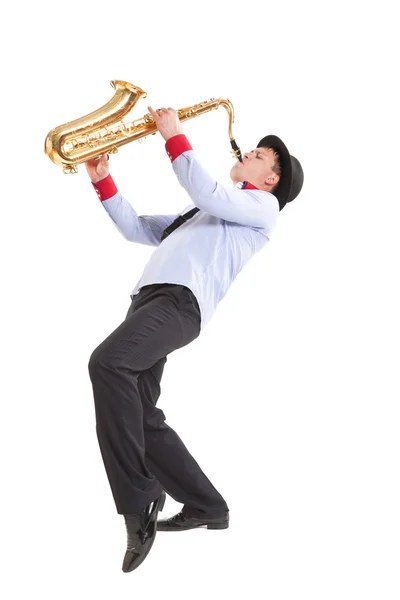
[{"x1": 263, "y1": 146, "x2": 282, "y2": 194}]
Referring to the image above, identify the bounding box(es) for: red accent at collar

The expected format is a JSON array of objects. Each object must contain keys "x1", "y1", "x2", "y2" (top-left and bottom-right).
[
  {"x1": 92, "y1": 174, "x2": 118, "y2": 201},
  {"x1": 165, "y1": 134, "x2": 193, "y2": 162},
  {"x1": 242, "y1": 181, "x2": 259, "y2": 190}
]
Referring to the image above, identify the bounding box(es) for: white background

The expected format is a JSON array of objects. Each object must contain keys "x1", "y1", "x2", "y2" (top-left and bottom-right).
[{"x1": 1, "y1": 1, "x2": 399, "y2": 598}]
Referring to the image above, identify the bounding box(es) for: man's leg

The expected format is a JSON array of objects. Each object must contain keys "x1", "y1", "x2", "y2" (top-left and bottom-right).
[
  {"x1": 88, "y1": 284, "x2": 200, "y2": 514},
  {"x1": 139, "y1": 357, "x2": 229, "y2": 516}
]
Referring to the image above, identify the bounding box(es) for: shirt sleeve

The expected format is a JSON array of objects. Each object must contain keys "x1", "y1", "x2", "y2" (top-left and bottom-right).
[
  {"x1": 103, "y1": 194, "x2": 185, "y2": 245},
  {"x1": 92, "y1": 176, "x2": 183, "y2": 246},
  {"x1": 165, "y1": 136, "x2": 279, "y2": 229}
]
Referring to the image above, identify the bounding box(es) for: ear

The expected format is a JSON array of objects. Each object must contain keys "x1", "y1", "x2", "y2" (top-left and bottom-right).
[{"x1": 264, "y1": 174, "x2": 280, "y2": 187}]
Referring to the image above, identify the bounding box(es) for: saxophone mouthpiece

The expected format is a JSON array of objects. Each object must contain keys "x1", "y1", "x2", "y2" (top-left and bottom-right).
[{"x1": 231, "y1": 138, "x2": 243, "y2": 162}]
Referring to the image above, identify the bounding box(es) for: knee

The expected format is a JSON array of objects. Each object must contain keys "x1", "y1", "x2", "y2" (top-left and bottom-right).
[
  {"x1": 143, "y1": 406, "x2": 168, "y2": 432},
  {"x1": 88, "y1": 346, "x2": 107, "y2": 376}
]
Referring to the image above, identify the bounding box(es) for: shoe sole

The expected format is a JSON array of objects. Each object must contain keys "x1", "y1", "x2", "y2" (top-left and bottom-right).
[{"x1": 157, "y1": 521, "x2": 229, "y2": 531}]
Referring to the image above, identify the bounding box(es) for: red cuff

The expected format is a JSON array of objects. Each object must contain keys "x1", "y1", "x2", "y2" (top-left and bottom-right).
[
  {"x1": 165, "y1": 134, "x2": 193, "y2": 162},
  {"x1": 92, "y1": 174, "x2": 118, "y2": 202}
]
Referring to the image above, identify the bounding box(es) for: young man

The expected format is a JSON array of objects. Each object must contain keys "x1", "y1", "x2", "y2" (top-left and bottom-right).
[{"x1": 86, "y1": 105, "x2": 304, "y2": 573}]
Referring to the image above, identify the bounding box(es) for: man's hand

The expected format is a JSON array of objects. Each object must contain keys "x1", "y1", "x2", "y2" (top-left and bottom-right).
[
  {"x1": 84, "y1": 154, "x2": 110, "y2": 183},
  {"x1": 148, "y1": 106, "x2": 183, "y2": 142}
]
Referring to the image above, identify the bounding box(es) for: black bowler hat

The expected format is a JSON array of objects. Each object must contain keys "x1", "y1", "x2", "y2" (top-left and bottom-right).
[{"x1": 257, "y1": 135, "x2": 304, "y2": 210}]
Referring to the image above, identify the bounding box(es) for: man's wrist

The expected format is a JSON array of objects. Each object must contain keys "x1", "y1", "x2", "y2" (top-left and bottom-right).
[
  {"x1": 92, "y1": 174, "x2": 118, "y2": 201},
  {"x1": 165, "y1": 134, "x2": 193, "y2": 162}
]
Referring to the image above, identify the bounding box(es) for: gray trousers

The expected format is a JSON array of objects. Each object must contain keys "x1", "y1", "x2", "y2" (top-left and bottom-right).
[{"x1": 88, "y1": 283, "x2": 228, "y2": 516}]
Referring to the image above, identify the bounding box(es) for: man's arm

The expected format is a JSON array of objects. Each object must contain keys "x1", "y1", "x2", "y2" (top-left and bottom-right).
[
  {"x1": 84, "y1": 155, "x2": 183, "y2": 246},
  {"x1": 92, "y1": 174, "x2": 183, "y2": 246},
  {"x1": 146, "y1": 107, "x2": 278, "y2": 230},
  {"x1": 167, "y1": 136, "x2": 278, "y2": 229}
]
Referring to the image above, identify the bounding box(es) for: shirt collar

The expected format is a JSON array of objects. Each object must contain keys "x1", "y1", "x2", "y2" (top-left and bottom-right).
[{"x1": 240, "y1": 181, "x2": 259, "y2": 190}]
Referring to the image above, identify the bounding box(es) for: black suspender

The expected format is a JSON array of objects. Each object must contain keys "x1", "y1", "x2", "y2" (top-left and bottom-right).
[{"x1": 160, "y1": 207, "x2": 200, "y2": 242}]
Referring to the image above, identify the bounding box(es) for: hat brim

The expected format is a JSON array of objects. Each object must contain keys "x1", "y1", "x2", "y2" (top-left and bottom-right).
[{"x1": 257, "y1": 134, "x2": 292, "y2": 207}]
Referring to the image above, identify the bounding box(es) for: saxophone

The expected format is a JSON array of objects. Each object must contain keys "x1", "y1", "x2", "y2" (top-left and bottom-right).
[{"x1": 44, "y1": 80, "x2": 242, "y2": 173}]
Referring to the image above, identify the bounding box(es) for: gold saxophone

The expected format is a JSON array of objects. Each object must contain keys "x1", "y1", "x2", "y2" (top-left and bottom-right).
[{"x1": 44, "y1": 80, "x2": 242, "y2": 173}]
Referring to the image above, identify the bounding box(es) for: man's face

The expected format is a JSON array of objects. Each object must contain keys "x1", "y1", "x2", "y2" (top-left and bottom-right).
[{"x1": 230, "y1": 146, "x2": 280, "y2": 192}]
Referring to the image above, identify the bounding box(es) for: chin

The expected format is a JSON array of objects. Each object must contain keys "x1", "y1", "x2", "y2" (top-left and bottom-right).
[{"x1": 230, "y1": 164, "x2": 241, "y2": 181}]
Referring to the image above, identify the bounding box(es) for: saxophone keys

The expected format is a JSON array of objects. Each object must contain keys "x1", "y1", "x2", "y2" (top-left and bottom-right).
[{"x1": 63, "y1": 164, "x2": 78, "y2": 174}]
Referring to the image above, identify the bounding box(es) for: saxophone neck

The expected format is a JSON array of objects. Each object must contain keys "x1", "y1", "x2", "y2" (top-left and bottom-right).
[
  {"x1": 217, "y1": 98, "x2": 235, "y2": 136},
  {"x1": 178, "y1": 97, "x2": 234, "y2": 133},
  {"x1": 217, "y1": 99, "x2": 242, "y2": 162},
  {"x1": 176, "y1": 97, "x2": 241, "y2": 160}
]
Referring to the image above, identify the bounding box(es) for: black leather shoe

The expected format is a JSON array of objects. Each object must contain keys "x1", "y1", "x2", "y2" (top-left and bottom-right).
[
  {"x1": 122, "y1": 490, "x2": 166, "y2": 573},
  {"x1": 157, "y1": 507, "x2": 229, "y2": 531}
]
